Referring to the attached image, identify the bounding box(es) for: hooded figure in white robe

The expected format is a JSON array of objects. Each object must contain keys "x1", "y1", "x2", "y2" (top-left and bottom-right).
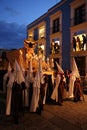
[
  {"x1": 6, "y1": 60, "x2": 25, "y2": 116},
  {"x1": 14, "y1": 60, "x2": 26, "y2": 107},
  {"x1": 3, "y1": 72, "x2": 9, "y2": 94},
  {"x1": 51, "y1": 62, "x2": 64, "y2": 102},
  {"x1": 51, "y1": 73, "x2": 61, "y2": 102},
  {"x1": 38, "y1": 58, "x2": 45, "y2": 105},
  {"x1": 5, "y1": 68, "x2": 15, "y2": 116},
  {"x1": 68, "y1": 58, "x2": 80, "y2": 98},
  {"x1": 14, "y1": 60, "x2": 25, "y2": 84},
  {"x1": 3, "y1": 62, "x2": 11, "y2": 93},
  {"x1": 25, "y1": 58, "x2": 33, "y2": 107},
  {"x1": 30, "y1": 71, "x2": 40, "y2": 112}
]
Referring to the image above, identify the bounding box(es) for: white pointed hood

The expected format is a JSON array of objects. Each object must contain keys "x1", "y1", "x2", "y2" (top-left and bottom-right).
[
  {"x1": 20, "y1": 63, "x2": 25, "y2": 73},
  {"x1": 8, "y1": 62, "x2": 12, "y2": 72},
  {"x1": 72, "y1": 58, "x2": 80, "y2": 78},
  {"x1": 56, "y1": 62, "x2": 64, "y2": 74},
  {"x1": 14, "y1": 59, "x2": 25, "y2": 84},
  {"x1": 14, "y1": 60, "x2": 21, "y2": 72}
]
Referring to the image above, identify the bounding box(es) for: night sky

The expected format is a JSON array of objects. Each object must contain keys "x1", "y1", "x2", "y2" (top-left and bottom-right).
[{"x1": 0, "y1": 0, "x2": 61, "y2": 49}]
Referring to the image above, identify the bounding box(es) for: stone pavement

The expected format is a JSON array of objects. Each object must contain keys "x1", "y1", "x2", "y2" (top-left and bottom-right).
[{"x1": 0, "y1": 93, "x2": 87, "y2": 130}]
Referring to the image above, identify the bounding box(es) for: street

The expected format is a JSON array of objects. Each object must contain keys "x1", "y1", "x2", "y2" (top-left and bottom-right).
[{"x1": 0, "y1": 92, "x2": 87, "y2": 130}]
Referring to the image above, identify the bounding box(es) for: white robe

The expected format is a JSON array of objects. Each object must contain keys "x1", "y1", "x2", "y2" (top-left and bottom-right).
[
  {"x1": 5, "y1": 72, "x2": 15, "y2": 116},
  {"x1": 43, "y1": 83, "x2": 48, "y2": 104},
  {"x1": 30, "y1": 72, "x2": 40, "y2": 112},
  {"x1": 51, "y1": 74, "x2": 61, "y2": 102},
  {"x1": 68, "y1": 74, "x2": 76, "y2": 98},
  {"x1": 24, "y1": 71, "x2": 34, "y2": 107},
  {"x1": 23, "y1": 73, "x2": 29, "y2": 107}
]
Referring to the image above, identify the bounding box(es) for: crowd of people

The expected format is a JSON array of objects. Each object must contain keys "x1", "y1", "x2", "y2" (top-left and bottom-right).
[
  {"x1": 3, "y1": 60, "x2": 84, "y2": 124},
  {"x1": 73, "y1": 34, "x2": 86, "y2": 51}
]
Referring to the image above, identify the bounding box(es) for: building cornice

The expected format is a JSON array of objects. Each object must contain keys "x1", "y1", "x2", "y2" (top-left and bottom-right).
[{"x1": 48, "y1": 0, "x2": 67, "y2": 14}]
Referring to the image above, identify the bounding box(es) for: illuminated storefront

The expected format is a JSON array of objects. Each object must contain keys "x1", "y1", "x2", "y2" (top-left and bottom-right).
[
  {"x1": 70, "y1": 0, "x2": 87, "y2": 76},
  {"x1": 71, "y1": 32, "x2": 87, "y2": 76},
  {"x1": 50, "y1": 38, "x2": 60, "y2": 54},
  {"x1": 72, "y1": 33, "x2": 87, "y2": 52}
]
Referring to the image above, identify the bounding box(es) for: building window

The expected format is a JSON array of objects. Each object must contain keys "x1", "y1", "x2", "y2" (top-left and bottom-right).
[
  {"x1": 74, "y1": 4, "x2": 86, "y2": 25},
  {"x1": 50, "y1": 39, "x2": 60, "y2": 54},
  {"x1": 72, "y1": 34, "x2": 87, "y2": 52},
  {"x1": 52, "y1": 18, "x2": 60, "y2": 33},
  {"x1": 39, "y1": 25, "x2": 45, "y2": 39}
]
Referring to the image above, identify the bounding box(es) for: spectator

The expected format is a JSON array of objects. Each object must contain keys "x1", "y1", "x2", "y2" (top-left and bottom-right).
[
  {"x1": 73, "y1": 37, "x2": 76, "y2": 51},
  {"x1": 77, "y1": 37, "x2": 81, "y2": 51},
  {"x1": 82, "y1": 35, "x2": 86, "y2": 50}
]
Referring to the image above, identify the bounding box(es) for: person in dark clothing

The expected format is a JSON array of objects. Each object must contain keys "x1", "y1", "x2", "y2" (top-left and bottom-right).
[
  {"x1": 64, "y1": 69, "x2": 70, "y2": 92},
  {"x1": 36, "y1": 83, "x2": 45, "y2": 115},
  {"x1": 73, "y1": 37, "x2": 76, "y2": 51},
  {"x1": 11, "y1": 81, "x2": 22, "y2": 124},
  {"x1": 29, "y1": 82, "x2": 33, "y2": 110},
  {"x1": 58, "y1": 75, "x2": 65, "y2": 106},
  {"x1": 77, "y1": 36, "x2": 81, "y2": 51},
  {"x1": 73, "y1": 77, "x2": 83, "y2": 102},
  {"x1": 82, "y1": 35, "x2": 86, "y2": 50}
]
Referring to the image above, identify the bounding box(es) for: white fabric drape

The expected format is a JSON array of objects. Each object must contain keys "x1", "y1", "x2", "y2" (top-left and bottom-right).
[{"x1": 51, "y1": 74, "x2": 61, "y2": 102}]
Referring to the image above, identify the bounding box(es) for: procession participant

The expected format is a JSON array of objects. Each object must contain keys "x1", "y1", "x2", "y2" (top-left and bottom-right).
[
  {"x1": 28, "y1": 70, "x2": 35, "y2": 110},
  {"x1": 51, "y1": 62, "x2": 64, "y2": 103},
  {"x1": 3, "y1": 70, "x2": 9, "y2": 94},
  {"x1": 11, "y1": 81, "x2": 22, "y2": 124},
  {"x1": 25, "y1": 59, "x2": 33, "y2": 110},
  {"x1": 73, "y1": 77, "x2": 83, "y2": 102},
  {"x1": 68, "y1": 71, "x2": 76, "y2": 98},
  {"x1": 30, "y1": 70, "x2": 40, "y2": 113},
  {"x1": 35, "y1": 57, "x2": 46, "y2": 114},
  {"x1": 51, "y1": 71, "x2": 61, "y2": 103},
  {"x1": 58, "y1": 74, "x2": 66, "y2": 106},
  {"x1": 43, "y1": 74, "x2": 49, "y2": 104},
  {"x1": 24, "y1": 70, "x2": 29, "y2": 108},
  {"x1": 36, "y1": 73, "x2": 45, "y2": 115},
  {"x1": 69, "y1": 57, "x2": 80, "y2": 99},
  {"x1": 11, "y1": 60, "x2": 25, "y2": 124},
  {"x1": 64, "y1": 69, "x2": 70, "y2": 92},
  {"x1": 5, "y1": 68, "x2": 15, "y2": 116},
  {"x1": 3, "y1": 62, "x2": 12, "y2": 93}
]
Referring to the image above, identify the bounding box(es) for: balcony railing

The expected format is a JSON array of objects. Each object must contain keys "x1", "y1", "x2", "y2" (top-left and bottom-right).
[{"x1": 70, "y1": 12, "x2": 87, "y2": 27}]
